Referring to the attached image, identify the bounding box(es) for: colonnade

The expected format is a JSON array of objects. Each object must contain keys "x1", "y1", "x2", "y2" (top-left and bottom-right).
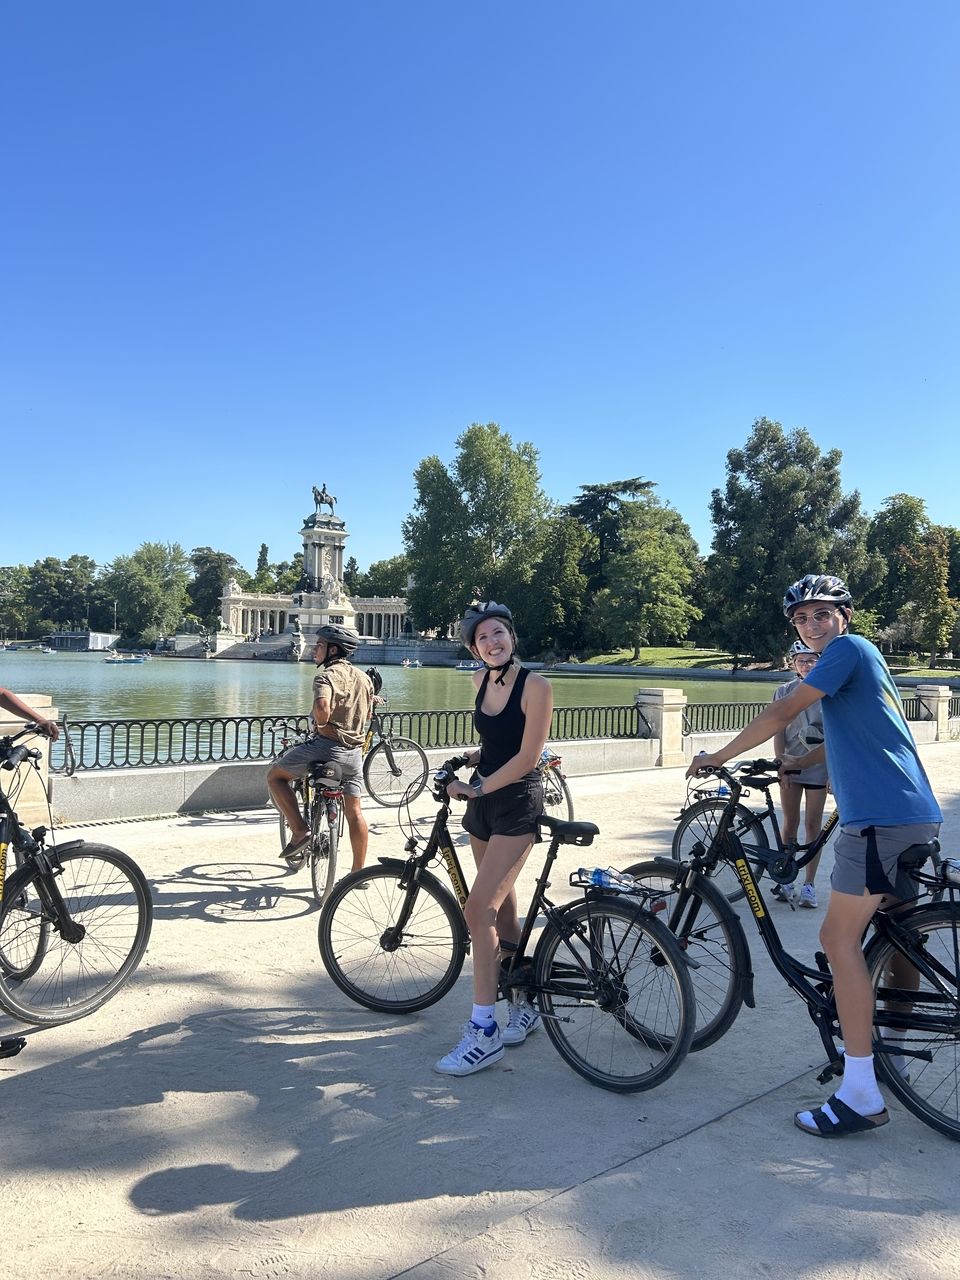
[{"x1": 240, "y1": 608, "x2": 288, "y2": 637}]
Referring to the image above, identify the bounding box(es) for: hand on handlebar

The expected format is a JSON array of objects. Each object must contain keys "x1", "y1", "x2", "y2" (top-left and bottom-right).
[
  {"x1": 31, "y1": 719, "x2": 60, "y2": 743},
  {"x1": 685, "y1": 751, "x2": 723, "y2": 779}
]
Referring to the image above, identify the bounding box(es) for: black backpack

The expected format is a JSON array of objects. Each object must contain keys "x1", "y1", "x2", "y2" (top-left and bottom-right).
[{"x1": 365, "y1": 666, "x2": 383, "y2": 696}]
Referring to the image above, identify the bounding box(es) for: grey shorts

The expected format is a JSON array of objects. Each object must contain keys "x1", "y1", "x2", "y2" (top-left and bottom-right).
[
  {"x1": 831, "y1": 823, "x2": 941, "y2": 899},
  {"x1": 275, "y1": 738, "x2": 363, "y2": 798}
]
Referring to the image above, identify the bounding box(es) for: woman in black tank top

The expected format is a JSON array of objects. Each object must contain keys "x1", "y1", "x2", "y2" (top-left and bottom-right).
[{"x1": 434, "y1": 602, "x2": 554, "y2": 1078}]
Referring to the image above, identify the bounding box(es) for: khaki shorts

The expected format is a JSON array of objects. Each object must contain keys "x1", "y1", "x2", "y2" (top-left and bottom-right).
[{"x1": 276, "y1": 738, "x2": 363, "y2": 798}]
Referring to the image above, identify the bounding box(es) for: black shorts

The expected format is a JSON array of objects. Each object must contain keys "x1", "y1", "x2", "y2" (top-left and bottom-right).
[{"x1": 462, "y1": 773, "x2": 544, "y2": 843}]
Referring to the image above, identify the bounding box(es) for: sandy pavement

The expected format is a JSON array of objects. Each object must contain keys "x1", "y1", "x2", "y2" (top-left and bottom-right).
[{"x1": 2, "y1": 743, "x2": 959, "y2": 1280}]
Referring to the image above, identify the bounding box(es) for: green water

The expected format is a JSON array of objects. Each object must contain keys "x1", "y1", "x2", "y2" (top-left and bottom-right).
[{"x1": 0, "y1": 650, "x2": 780, "y2": 721}]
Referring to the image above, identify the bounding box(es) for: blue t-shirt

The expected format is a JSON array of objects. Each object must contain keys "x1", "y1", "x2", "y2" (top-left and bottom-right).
[{"x1": 803, "y1": 633, "x2": 942, "y2": 828}]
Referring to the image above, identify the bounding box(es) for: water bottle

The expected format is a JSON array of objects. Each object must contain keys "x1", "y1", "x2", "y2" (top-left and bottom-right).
[{"x1": 576, "y1": 867, "x2": 635, "y2": 891}]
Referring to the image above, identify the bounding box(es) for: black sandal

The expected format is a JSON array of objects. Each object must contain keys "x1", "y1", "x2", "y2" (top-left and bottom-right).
[{"x1": 794, "y1": 1093, "x2": 889, "y2": 1138}]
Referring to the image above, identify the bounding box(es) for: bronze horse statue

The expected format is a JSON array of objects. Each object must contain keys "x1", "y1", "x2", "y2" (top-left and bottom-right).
[{"x1": 312, "y1": 484, "x2": 336, "y2": 515}]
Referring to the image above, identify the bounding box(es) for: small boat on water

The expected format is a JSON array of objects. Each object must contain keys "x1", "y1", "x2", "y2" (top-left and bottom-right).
[
  {"x1": 401, "y1": 658, "x2": 422, "y2": 668},
  {"x1": 103, "y1": 653, "x2": 147, "y2": 665},
  {"x1": 455, "y1": 659, "x2": 481, "y2": 671}
]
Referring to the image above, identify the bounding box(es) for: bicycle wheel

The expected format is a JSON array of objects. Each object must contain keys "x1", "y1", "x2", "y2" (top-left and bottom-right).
[
  {"x1": 318, "y1": 864, "x2": 467, "y2": 1012},
  {"x1": 363, "y1": 738, "x2": 429, "y2": 807},
  {"x1": 865, "y1": 903, "x2": 960, "y2": 1141},
  {"x1": 0, "y1": 869, "x2": 49, "y2": 981},
  {"x1": 622, "y1": 859, "x2": 749, "y2": 1051},
  {"x1": 308, "y1": 796, "x2": 340, "y2": 906},
  {"x1": 533, "y1": 897, "x2": 695, "y2": 1092},
  {"x1": 672, "y1": 799, "x2": 772, "y2": 904},
  {"x1": 0, "y1": 844, "x2": 153, "y2": 1026},
  {"x1": 541, "y1": 766, "x2": 574, "y2": 821}
]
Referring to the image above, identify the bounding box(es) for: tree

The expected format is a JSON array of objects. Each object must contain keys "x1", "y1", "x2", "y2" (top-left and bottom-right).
[
  {"x1": 273, "y1": 553, "x2": 304, "y2": 595},
  {"x1": 596, "y1": 501, "x2": 702, "y2": 658},
  {"x1": 355, "y1": 555, "x2": 410, "y2": 598},
  {"x1": 519, "y1": 517, "x2": 592, "y2": 655},
  {"x1": 902, "y1": 528, "x2": 958, "y2": 667},
  {"x1": 26, "y1": 554, "x2": 99, "y2": 631},
  {"x1": 564, "y1": 478, "x2": 655, "y2": 592},
  {"x1": 0, "y1": 564, "x2": 30, "y2": 639},
  {"x1": 403, "y1": 423, "x2": 550, "y2": 633},
  {"x1": 342, "y1": 556, "x2": 360, "y2": 595},
  {"x1": 701, "y1": 418, "x2": 873, "y2": 666},
  {"x1": 251, "y1": 543, "x2": 274, "y2": 592},
  {"x1": 101, "y1": 542, "x2": 190, "y2": 640},
  {"x1": 865, "y1": 494, "x2": 931, "y2": 627},
  {"x1": 188, "y1": 547, "x2": 242, "y2": 627}
]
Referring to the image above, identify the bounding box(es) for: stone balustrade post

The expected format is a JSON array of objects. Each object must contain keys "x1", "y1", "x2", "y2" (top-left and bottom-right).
[
  {"x1": 916, "y1": 684, "x2": 951, "y2": 741},
  {"x1": 0, "y1": 693, "x2": 57, "y2": 825},
  {"x1": 635, "y1": 688, "x2": 687, "y2": 767}
]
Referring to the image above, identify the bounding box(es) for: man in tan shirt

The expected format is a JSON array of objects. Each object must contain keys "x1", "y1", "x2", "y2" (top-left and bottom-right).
[{"x1": 267, "y1": 624, "x2": 374, "y2": 871}]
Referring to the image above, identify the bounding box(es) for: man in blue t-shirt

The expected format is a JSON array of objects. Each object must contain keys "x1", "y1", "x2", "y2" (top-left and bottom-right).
[{"x1": 689, "y1": 573, "x2": 942, "y2": 1139}]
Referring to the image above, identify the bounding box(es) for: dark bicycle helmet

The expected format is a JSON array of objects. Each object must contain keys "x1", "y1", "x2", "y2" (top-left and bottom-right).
[
  {"x1": 460, "y1": 601, "x2": 514, "y2": 648},
  {"x1": 365, "y1": 666, "x2": 383, "y2": 696},
  {"x1": 782, "y1": 574, "x2": 852, "y2": 618},
  {"x1": 316, "y1": 623, "x2": 360, "y2": 655}
]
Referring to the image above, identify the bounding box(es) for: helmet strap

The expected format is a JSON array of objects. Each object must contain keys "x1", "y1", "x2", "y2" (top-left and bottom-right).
[{"x1": 489, "y1": 657, "x2": 514, "y2": 686}]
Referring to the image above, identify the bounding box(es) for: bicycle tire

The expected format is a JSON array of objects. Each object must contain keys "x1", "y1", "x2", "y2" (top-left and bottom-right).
[
  {"x1": 0, "y1": 871, "x2": 50, "y2": 981},
  {"x1": 309, "y1": 794, "x2": 340, "y2": 906},
  {"x1": 533, "y1": 897, "x2": 695, "y2": 1092},
  {"x1": 864, "y1": 902, "x2": 960, "y2": 1141},
  {"x1": 541, "y1": 766, "x2": 574, "y2": 821},
  {"x1": 363, "y1": 738, "x2": 429, "y2": 807},
  {"x1": 672, "y1": 799, "x2": 772, "y2": 904},
  {"x1": 622, "y1": 859, "x2": 750, "y2": 1051},
  {"x1": 318, "y1": 864, "x2": 467, "y2": 1013},
  {"x1": 0, "y1": 844, "x2": 153, "y2": 1026}
]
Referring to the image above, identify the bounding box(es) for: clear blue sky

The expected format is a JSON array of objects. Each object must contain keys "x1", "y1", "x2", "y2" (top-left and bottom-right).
[{"x1": 3, "y1": 2, "x2": 957, "y2": 576}]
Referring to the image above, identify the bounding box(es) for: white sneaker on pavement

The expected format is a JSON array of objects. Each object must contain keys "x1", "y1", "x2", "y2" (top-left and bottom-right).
[
  {"x1": 502, "y1": 999, "x2": 541, "y2": 1046},
  {"x1": 434, "y1": 1021, "x2": 504, "y2": 1076},
  {"x1": 799, "y1": 883, "x2": 818, "y2": 909}
]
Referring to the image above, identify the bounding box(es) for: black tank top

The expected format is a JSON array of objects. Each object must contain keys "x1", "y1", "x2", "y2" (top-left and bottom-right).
[{"x1": 474, "y1": 666, "x2": 534, "y2": 777}]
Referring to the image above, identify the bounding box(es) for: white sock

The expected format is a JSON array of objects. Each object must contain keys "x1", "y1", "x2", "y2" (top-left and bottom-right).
[
  {"x1": 471, "y1": 1003, "x2": 496, "y2": 1028},
  {"x1": 835, "y1": 1053, "x2": 884, "y2": 1116}
]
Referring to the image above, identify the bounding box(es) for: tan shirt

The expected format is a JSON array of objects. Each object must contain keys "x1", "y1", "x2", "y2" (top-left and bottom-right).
[{"x1": 311, "y1": 660, "x2": 374, "y2": 748}]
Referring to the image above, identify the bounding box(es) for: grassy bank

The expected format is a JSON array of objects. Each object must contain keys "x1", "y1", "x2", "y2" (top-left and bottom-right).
[{"x1": 579, "y1": 646, "x2": 957, "y2": 680}]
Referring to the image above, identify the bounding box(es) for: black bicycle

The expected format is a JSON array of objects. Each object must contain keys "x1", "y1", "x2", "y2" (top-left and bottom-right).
[
  {"x1": 270, "y1": 721, "x2": 344, "y2": 905},
  {"x1": 0, "y1": 725, "x2": 153, "y2": 1027},
  {"x1": 317, "y1": 758, "x2": 695, "y2": 1092},
  {"x1": 619, "y1": 760, "x2": 960, "y2": 1140}
]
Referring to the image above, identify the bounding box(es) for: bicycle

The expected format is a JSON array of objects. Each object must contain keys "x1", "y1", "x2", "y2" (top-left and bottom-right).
[
  {"x1": 618, "y1": 759, "x2": 960, "y2": 1140},
  {"x1": 360, "y1": 700, "x2": 429, "y2": 807},
  {"x1": 269, "y1": 720, "x2": 344, "y2": 906},
  {"x1": 317, "y1": 757, "x2": 695, "y2": 1092},
  {"x1": 0, "y1": 724, "x2": 153, "y2": 1027},
  {"x1": 539, "y1": 746, "x2": 574, "y2": 820}
]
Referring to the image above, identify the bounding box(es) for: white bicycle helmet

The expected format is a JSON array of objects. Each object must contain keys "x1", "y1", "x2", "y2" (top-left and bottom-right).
[{"x1": 782, "y1": 574, "x2": 852, "y2": 618}]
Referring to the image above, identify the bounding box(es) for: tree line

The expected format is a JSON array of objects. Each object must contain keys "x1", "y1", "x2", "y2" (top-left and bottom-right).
[{"x1": 3, "y1": 417, "x2": 958, "y2": 665}]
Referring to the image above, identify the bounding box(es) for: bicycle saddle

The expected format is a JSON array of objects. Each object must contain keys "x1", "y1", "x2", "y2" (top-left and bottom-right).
[
  {"x1": 897, "y1": 839, "x2": 940, "y2": 869},
  {"x1": 539, "y1": 814, "x2": 599, "y2": 846},
  {"x1": 308, "y1": 761, "x2": 343, "y2": 784}
]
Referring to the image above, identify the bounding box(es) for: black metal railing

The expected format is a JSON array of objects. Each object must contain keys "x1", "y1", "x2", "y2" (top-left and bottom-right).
[
  {"x1": 949, "y1": 695, "x2": 960, "y2": 719},
  {"x1": 899, "y1": 695, "x2": 923, "y2": 719},
  {"x1": 683, "y1": 703, "x2": 769, "y2": 734},
  {"x1": 51, "y1": 704, "x2": 652, "y2": 773}
]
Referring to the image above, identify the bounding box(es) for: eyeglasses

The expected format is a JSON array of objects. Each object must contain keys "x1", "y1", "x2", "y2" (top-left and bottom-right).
[
  {"x1": 793, "y1": 656, "x2": 818, "y2": 667},
  {"x1": 791, "y1": 607, "x2": 840, "y2": 627}
]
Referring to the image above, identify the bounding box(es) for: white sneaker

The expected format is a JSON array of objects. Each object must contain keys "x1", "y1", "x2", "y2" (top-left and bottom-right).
[
  {"x1": 799, "y1": 883, "x2": 818, "y2": 909},
  {"x1": 434, "y1": 1021, "x2": 504, "y2": 1076},
  {"x1": 773, "y1": 881, "x2": 797, "y2": 904},
  {"x1": 502, "y1": 999, "x2": 541, "y2": 1046}
]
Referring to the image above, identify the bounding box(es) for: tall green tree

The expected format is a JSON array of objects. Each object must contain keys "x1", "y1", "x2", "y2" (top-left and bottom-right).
[
  {"x1": 701, "y1": 418, "x2": 871, "y2": 666},
  {"x1": 519, "y1": 517, "x2": 592, "y2": 655},
  {"x1": 902, "y1": 528, "x2": 958, "y2": 667},
  {"x1": 355, "y1": 555, "x2": 410, "y2": 598},
  {"x1": 403, "y1": 423, "x2": 549, "y2": 633},
  {"x1": 188, "y1": 547, "x2": 242, "y2": 627},
  {"x1": 342, "y1": 555, "x2": 360, "y2": 595},
  {"x1": 564, "y1": 478, "x2": 655, "y2": 592},
  {"x1": 0, "y1": 565, "x2": 30, "y2": 639},
  {"x1": 101, "y1": 542, "x2": 190, "y2": 641},
  {"x1": 251, "y1": 542, "x2": 274, "y2": 592},
  {"x1": 865, "y1": 493, "x2": 931, "y2": 627},
  {"x1": 596, "y1": 500, "x2": 701, "y2": 658},
  {"x1": 26, "y1": 554, "x2": 99, "y2": 630}
]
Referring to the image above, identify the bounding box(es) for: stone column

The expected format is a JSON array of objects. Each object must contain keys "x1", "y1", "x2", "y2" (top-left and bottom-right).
[
  {"x1": 635, "y1": 688, "x2": 687, "y2": 768},
  {"x1": 916, "y1": 684, "x2": 952, "y2": 741},
  {"x1": 0, "y1": 694, "x2": 57, "y2": 824}
]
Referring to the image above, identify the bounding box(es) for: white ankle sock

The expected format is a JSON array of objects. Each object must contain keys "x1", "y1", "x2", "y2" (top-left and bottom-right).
[
  {"x1": 471, "y1": 1003, "x2": 496, "y2": 1028},
  {"x1": 835, "y1": 1053, "x2": 884, "y2": 1116}
]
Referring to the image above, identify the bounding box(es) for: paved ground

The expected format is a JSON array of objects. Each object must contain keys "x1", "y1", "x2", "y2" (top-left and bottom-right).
[{"x1": 3, "y1": 743, "x2": 960, "y2": 1280}]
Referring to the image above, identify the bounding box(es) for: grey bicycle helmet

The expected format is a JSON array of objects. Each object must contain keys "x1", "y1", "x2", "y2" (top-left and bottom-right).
[
  {"x1": 316, "y1": 623, "x2": 360, "y2": 655},
  {"x1": 787, "y1": 640, "x2": 817, "y2": 658},
  {"x1": 460, "y1": 601, "x2": 514, "y2": 648},
  {"x1": 782, "y1": 574, "x2": 852, "y2": 618}
]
